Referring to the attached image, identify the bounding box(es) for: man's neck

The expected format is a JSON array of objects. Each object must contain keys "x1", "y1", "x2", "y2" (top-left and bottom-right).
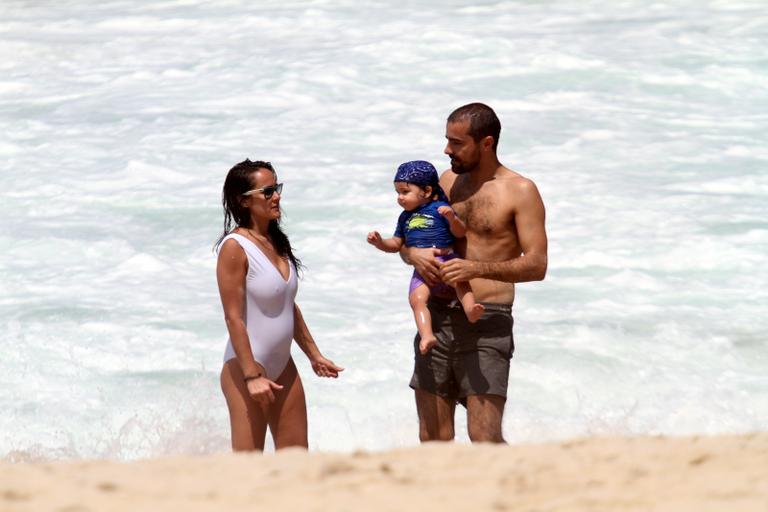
[{"x1": 468, "y1": 157, "x2": 502, "y2": 185}]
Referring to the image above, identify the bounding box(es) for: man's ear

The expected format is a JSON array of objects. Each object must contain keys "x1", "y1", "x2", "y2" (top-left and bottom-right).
[{"x1": 482, "y1": 135, "x2": 495, "y2": 151}]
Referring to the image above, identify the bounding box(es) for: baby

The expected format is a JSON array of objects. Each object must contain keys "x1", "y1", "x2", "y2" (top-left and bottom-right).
[{"x1": 367, "y1": 160, "x2": 484, "y2": 354}]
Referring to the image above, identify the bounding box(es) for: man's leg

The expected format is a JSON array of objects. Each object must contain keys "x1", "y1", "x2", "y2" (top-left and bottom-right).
[
  {"x1": 465, "y1": 394, "x2": 506, "y2": 443},
  {"x1": 455, "y1": 303, "x2": 513, "y2": 444},
  {"x1": 415, "y1": 388, "x2": 456, "y2": 442},
  {"x1": 410, "y1": 297, "x2": 458, "y2": 442}
]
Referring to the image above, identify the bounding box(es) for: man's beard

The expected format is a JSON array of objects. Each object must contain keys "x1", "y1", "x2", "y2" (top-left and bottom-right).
[{"x1": 450, "y1": 155, "x2": 479, "y2": 174}]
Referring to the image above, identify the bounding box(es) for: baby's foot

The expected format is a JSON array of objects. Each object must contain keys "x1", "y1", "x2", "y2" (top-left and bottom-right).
[
  {"x1": 419, "y1": 336, "x2": 438, "y2": 355},
  {"x1": 466, "y1": 303, "x2": 485, "y2": 323}
]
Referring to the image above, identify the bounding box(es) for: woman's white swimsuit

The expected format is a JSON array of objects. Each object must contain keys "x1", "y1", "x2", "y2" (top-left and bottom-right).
[{"x1": 221, "y1": 233, "x2": 298, "y2": 380}]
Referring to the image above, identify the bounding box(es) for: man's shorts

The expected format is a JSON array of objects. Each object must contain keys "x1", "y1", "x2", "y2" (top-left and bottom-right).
[{"x1": 409, "y1": 296, "x2": 514, "y2": 402}]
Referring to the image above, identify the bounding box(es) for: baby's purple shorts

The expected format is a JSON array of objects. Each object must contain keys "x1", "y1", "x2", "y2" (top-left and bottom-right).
[{"x1": 408, "y1": 253, "x2": 458, "y2": 296}]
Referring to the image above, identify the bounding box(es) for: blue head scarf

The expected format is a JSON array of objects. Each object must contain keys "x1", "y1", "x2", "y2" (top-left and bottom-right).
[{"x1": 393, "y1": 160, "x2": 448, "y2": 202}]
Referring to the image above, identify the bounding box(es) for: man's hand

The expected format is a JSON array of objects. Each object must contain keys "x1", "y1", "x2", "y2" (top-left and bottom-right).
[
  {"x1": 440, "y1": 257, "x2": 480, "y2": 287},
  {"x1": 311, "y1": 355, "x2": 344, "y2": 378},
  {"x1": 407, "y1": 247, "x2": 447, "y2": 286}
]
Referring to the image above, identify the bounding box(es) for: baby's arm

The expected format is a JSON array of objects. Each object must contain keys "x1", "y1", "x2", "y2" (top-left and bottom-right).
[
  {"x1": 367, "y1": 231, "x2": 404, "y2": 253},
  {"x1": 437, "y1": 206, "x2": 467, "y2": 238}
]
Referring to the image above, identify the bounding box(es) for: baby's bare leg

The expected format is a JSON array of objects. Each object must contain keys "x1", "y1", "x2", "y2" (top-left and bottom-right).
[
  {"x1": 409, "y1": 283, "x2": 437, "y2": 354},
  {"x1": 455, "y1": 281, "x2": 485, "y2": 323}
]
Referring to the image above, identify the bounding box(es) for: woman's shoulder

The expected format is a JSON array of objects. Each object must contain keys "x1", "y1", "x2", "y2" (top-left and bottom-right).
[
  {"x1": 216, "y1": 236, "x2": 249, "y2": 274},
  {"x1": 226, "y1": 228, "x2": 257, "y2": 242},
  {"x1": 217, "y1": 232, "x2": 248, "y2": 254}
]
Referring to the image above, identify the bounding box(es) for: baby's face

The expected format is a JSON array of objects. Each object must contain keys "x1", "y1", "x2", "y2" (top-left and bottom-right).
[{"x1": 394, "y1": 181, "x2": 430, "y2": 212}]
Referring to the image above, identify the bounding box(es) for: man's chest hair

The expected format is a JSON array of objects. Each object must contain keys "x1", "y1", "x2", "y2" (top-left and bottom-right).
[{"x1": 454, "y1": 193, "x2": 513, "y2": 236}]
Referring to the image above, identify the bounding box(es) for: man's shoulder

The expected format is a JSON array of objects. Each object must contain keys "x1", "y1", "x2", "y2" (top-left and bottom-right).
[
  {"x1": 438, "y1": 168, "x2": 457, "y2": 185},
  {"x1": 498, "y1": 168, "x2": 539, "y2": 193}
]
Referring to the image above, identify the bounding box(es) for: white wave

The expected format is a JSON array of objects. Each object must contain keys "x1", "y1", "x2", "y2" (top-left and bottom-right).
[{"x1": 1, "y1": 0, "x2": 767, "y2": 461}]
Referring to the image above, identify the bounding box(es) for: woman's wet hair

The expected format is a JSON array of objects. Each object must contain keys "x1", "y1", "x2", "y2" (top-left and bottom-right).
[{"x1": 215, "y1": 159, "x2": 303, "y2": 273}]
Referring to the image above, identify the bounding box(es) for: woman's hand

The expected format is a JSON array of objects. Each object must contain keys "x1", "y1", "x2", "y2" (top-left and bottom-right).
[
  {"x1": 311, "y1": 355, "x2": 344, "y2": 378},
  {"x1": 246, "y1": 376, "x2": 284, "y2": 409}
]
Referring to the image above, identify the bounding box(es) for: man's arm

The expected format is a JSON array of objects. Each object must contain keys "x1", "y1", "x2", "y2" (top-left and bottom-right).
[
  {"x1": 440, "y1": 180, "x2": 547, "y2": 285},
  {"x1": 399, "y1": 246, "x2": 450, "y2": 286}
]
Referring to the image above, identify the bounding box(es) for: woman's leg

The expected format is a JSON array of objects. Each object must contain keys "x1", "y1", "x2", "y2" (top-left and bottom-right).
[
  {"x1": 455, "y1": 281, "x2": 485, "y2": 323},
  {"x1": 220, "y1": 359, "x2": 269, "y2": 451},
  {"x1": 268, "y1": 358, "x2": 309, "y2": 450},
  {"x1": 409, "y1": 283, "x2": 437, "y2": 354}
]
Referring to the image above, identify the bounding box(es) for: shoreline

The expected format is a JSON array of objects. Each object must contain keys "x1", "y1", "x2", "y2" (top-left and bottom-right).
[{"x1": 2, "y1": 432, "x2": 766, "y2": 511}]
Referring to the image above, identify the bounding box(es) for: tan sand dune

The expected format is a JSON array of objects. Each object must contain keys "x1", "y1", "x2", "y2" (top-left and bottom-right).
[{"x1": 2, "y1": 433, "x2": 766, "y2": 512}]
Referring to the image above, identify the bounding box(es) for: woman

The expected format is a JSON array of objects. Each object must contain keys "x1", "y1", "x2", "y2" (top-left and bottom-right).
[{"x1": 216, "y1": 159, "x2": 342, "y2": 451}]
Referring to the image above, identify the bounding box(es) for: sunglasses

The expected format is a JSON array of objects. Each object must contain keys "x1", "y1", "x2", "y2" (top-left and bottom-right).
[{"x1": 242, "y1": 182, "x2": 283, "y2": 200}]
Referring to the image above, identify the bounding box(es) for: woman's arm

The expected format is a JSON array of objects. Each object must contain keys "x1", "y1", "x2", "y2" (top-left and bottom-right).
[
  {"x1": 293, "y1": 303, "x2": 343, "y2": 378},
  {"x1": 217, "y1": 239, "x2": 264, "y2": 378},
  {"x1": 217, "y1": 239, "x2": 283, "y2": 404}
]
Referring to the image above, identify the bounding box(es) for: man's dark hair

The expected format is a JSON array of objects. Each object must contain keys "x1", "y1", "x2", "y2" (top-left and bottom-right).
[{"x1": 447, "y1": 102, "x2": 501, "y2": 151}]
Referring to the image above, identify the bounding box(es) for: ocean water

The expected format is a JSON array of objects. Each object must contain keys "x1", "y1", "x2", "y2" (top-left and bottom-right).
[{"x1": 1, "y1": 0, "x2": 766, "y2": 460}]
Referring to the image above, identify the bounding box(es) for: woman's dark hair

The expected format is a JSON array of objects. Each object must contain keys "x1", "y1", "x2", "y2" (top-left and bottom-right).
[{"x1": 215, "y1": 159, "x2": 303, "y2": 273}]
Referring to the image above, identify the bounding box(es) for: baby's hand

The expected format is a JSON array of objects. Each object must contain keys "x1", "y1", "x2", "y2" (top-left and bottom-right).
[
  {"x1": 367, "y1": 231, "x2": 383, "y2": 247},
  {"x1": 437, "y1": 206, "x2": 455, "y2": 220}
]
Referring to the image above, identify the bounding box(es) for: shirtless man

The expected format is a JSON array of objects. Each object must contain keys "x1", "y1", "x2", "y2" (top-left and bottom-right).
[{"x1": 404, "y1": 103, "x2": 548, "y2": 443}]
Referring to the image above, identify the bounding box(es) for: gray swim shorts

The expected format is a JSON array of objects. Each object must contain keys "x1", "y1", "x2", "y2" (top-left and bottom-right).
[{"x1": 409, "y1": 296, "x2": 514, "y2": 402}]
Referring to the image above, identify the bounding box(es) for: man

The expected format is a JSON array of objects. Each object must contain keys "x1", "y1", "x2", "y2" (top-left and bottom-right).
[{"x1": 404, "y1": 103, "x2": 547, "y2": 443}]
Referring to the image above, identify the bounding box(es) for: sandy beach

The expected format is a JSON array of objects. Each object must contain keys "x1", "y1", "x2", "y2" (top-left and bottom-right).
[{"x1": 2, "y1": 432, "x2": 766, "y2": 512}]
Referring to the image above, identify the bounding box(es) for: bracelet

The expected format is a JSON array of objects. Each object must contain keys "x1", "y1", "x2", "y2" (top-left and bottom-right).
[{"x1": 243, "y1": 373, "x2": 263, "y2": 382}]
